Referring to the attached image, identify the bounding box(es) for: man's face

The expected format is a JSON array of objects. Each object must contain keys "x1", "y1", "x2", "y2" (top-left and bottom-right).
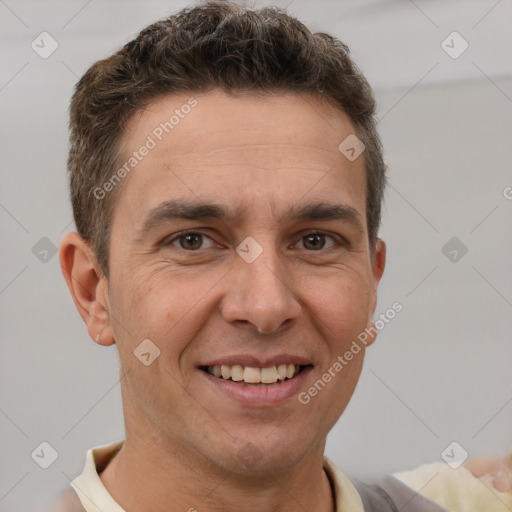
[{"x1": 104, "y1": 90, "x2": 384, "y2": 473}]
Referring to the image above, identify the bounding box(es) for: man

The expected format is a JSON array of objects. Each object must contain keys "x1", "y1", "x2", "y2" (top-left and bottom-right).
[{"x1": 55, "y1": 2, "x2": 509, "y2": 510}]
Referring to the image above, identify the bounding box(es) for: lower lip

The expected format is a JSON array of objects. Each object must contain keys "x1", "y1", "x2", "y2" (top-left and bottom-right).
[{"x1": 199, "y1": 366, "x2": 313, "y2": 407}]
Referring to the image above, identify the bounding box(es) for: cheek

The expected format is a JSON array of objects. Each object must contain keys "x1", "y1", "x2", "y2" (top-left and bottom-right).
[
  {"x1": 303, "y1": 277, "x2": 371, "y2": 425},
  {"x1": 109, "y1": 267, "x2": 215, "y2": 367},
  {"x1": 299, "y1": 347, "x2": 364, "y2": 442},
  {"x1": 306, "y1": 274, "x2": 373, "y2": 346}
]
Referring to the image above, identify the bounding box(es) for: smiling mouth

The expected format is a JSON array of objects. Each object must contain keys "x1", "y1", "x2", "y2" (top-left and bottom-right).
[{"x1": 199, "y1": 364, "x2": 310, "y2": 386}]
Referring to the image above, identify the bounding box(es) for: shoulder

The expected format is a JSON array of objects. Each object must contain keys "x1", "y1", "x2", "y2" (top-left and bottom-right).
[
  {"x1": 395, "y1": 461, "x2": 512, "y2": 512},
  {"x1": 324, "y1": 455, "x2": 448, "y2": 511}
]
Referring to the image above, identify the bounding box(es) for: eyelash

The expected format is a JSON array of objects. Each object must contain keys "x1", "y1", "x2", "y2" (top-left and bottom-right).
[{"x1": 164, "y1": 229, "x2": 345, "y2": 252}]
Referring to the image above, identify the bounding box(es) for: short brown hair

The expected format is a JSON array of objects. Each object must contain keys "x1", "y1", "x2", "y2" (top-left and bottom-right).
[{"x1": 68, "y1": 0, "x2": 386, "y2": 276}]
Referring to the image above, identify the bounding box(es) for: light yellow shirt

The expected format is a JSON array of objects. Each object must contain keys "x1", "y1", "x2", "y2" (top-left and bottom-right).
[
  {"x1": 70, "y1": 441, "x2": 364, "y2": 512},
  {"x1": 395, "y1": 461, "x2": 512, "y2": 512}
]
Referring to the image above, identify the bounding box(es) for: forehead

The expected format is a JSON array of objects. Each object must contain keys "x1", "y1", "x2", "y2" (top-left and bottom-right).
[{"x1": 114, "y1": 90, "x2": 367, "y2": 228}]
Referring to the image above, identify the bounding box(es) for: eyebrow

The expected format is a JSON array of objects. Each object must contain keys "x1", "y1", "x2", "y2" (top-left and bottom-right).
[
  {"x1": 138, "y1": 200, "x2": 246, "y2": 234},
  {"x1": 279, "y1": 201, "x2": 362, "y2": 229},
  {"x1": 137, "y1": 199, "x2": 363, "y2": 235}
]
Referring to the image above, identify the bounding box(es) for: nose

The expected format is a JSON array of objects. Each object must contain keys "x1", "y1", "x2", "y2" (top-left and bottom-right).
[{"x1": 220, "y1": 245, "x2": 301, "y2": 334}]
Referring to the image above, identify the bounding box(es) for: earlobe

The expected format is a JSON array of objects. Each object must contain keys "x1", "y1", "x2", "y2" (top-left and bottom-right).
[
  {"x1": 365, "y1": 238, "x2": 387, "y2": 347},
  {"x1": 59, "y1": 232, "x2": 115, "y2": 346},
  {"x1": 372, "y1": 238, "x2": 386, "y2": 289}
]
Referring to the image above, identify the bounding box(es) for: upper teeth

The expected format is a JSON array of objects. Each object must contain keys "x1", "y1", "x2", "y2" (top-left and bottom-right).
[{"x1": 207, "y1": 364, "x2": 300, "y2": 384}]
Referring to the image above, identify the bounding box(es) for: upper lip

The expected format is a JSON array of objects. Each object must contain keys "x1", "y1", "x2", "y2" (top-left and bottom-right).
[{"x1": 199, "y1": 354, "x2": 313, "y2": 368}]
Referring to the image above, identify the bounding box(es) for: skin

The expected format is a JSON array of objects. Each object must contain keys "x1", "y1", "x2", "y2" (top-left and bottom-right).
[
  {"x1": 60, "y1": 90, "x2": 386, "y2": 512},
  {"x1": 465, "y1": 456, "x2": 511, "y2": 492}
]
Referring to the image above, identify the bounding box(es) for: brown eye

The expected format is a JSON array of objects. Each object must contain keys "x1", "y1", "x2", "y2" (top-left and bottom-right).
[
  {"x1": 163, "y1": 231, "x2": 218, "y2": 252},
  {"x1": 179, "y1": 233, "x2": 203, "y2": 250},
  {"x1": 303, "y1": 233, "x2": 326, "y2": 250},
  {"x1": 295, "y1": 232, "x2": 340, "y2": 251}
]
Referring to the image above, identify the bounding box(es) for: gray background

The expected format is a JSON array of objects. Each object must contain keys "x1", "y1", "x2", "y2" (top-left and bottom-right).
[{"x1": 1, "y1": 0, "x2": 511, "y2": 510}]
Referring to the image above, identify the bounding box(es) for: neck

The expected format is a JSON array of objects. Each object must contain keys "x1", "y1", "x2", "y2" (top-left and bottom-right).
[{"x1": 99, "y1": 434, "x2": 335, "y2": 512}]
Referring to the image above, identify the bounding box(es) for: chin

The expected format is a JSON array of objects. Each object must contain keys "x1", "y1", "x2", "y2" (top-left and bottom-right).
[{"x1": 210, "y1": 431, "x2": 314, "y2": 476}]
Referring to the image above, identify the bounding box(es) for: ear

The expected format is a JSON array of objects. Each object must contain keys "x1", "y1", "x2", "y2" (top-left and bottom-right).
[
  {"x1": 59, "y1": 232, "x2": 115, "y2": 346},
  {"x1": 365, "y1": 238, "x2": 386, "y2": 347}
]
